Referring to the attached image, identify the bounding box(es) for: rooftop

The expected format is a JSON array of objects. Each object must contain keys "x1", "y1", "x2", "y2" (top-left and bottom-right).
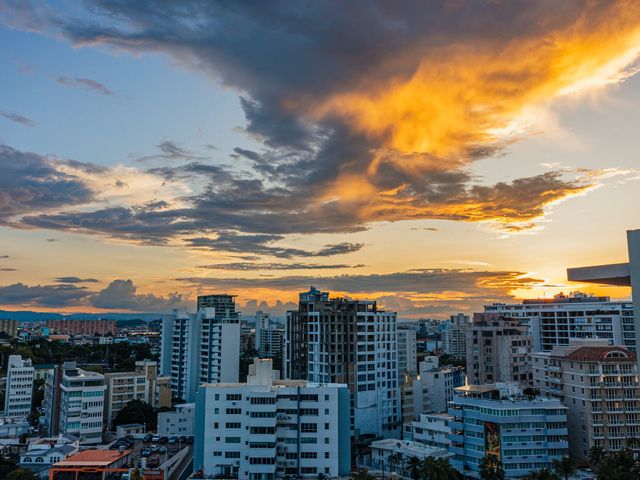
[
  {"x1": 54, "y1": 449, "x2": 131, "y2": 467},
  {"x1": 371, "y1": 439, "x2": 450, "y2": 459},
  {"x1": 565, "y1": 346, "x2": 636, "y2": 362}
]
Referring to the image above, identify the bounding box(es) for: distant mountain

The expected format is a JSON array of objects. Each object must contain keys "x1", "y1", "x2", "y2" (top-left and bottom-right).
[{"x1": 0, "y1": 310, "x2": 162, "y2": 322}]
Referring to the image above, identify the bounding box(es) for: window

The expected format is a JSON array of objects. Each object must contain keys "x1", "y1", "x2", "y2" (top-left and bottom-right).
[
  {"x1": 225, "y1": 437, "x2": 241, "y2": 443},
  {"x1": 301, "y1": 423, "x2": 317, "y2": 433},
  {"x1": 226, "y1": 394, "x2": 241, "y2": 401}
]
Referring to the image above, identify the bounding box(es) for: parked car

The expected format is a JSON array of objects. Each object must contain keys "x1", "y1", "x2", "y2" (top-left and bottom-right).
[
  {"x1": 147, "y1": 457, "x2": 160, "y2": 468},
  {"x1": 158, "y1": 446, "x2": 167, "y2": 454},
  {"x1": 185, "y1": 436, "x2": 194, "y2": 444},
  {"x1": 159, "y1": 436, "x2": 169, "y2": 443},
  {"x1": 178, "y1": 435, "x2": 186, "y2": 443},
  {"x1": 168, "y1": 436, "x2": 177, "y2": 444},
  {"x1": 143, "y1": 434, "x2": 152, "y2": 442},
  {"x1": 141, "y1": 449, "x2": 151, "y2": 457},
  {"x1": 151, "y1": 434, "x2": 161, "y2": 442},
  {"x1": 150, "y1": 445, "x2": 160, "y2": 453}
]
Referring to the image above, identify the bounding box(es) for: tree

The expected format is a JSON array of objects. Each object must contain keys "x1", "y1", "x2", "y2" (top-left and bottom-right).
[
  {"x1": 6, "y1": 468, "x2": 39, "y2": 480},
  {"x1": 388, "y1": 452, "x2": 402, "y2": 475},
  {"x1": 479, "y1": 455, "x2": 505, "y2": 480},
  {"x1": 553, "y1": 456, "x2": 576, "y2": 480},
  {"x1": 407, "y1": 456, "x2": 422, "y2": 480},
  {"x1": 590, "y1": 447, "x2": 605, "y2": 467},
  {"x1": 524, "y1": 469, "x2": 560, "y2": 480},
  {"x1": 596, "y1": 450, "x2": 638, "y2": 480},
  {"x1": 421, "y1": 457, "x2": 462, "y2": 480},
  {"x1": 351, "y1": 468, "x2": 375, "y2": 480},
  {"x1": 112, "y1": 399, "x2": 157, "y2": 431},
  {"x1": 0, "y1": 458, "x2": 19, "y2": 478}
]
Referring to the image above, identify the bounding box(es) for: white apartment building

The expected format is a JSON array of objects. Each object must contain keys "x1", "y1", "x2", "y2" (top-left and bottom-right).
[
  {"x1": 403, "y1": 412, "x2": 452, "y2": 450},
  {"x1": 442, "y1": 314, "x2": 469, "y2": 357},
  {"x1": 57, "y1": 363, "x2": 106, "y2": 444},
  {"x1": 482, "y1": 292, "x2": 636, "y2": 352},
  {"x1": 104, "y1": 359, "x2": 172, "y2": 424},
  {"x1": 401, "y1": 357, "x2": 465, "y2": 422},
  {"x1": 158, "y1": 402, "x2": 194, "y2": 437},
  {"x1": 255, "y1": 311, "x2": 270, "y2": 351},
  {"x1": 161, "y1": 303, "x2": 240, "y2": 402},
  {"x1": 194, "y1": 358, "x2": 351, "y2": 479},
  {"x1": 286, "y1": 288, "x2": 400, "y2": 438},
  {"x1": 397, "y1": 327, "x2": 417, "y2": 381},
  {"x1": 532, "y1": 340, "x2": 640, "y2": 460},
  {"x1": 369, "y1": 439, "x2": 450, "y2": 477},
  {"x1": 4, "y1": 354, "x2": 34, "y2": 419}
]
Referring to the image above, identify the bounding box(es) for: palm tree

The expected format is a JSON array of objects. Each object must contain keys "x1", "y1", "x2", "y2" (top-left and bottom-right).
[
  {"x1": 421, "y1": 457, "x2": 461, "y2": 480},
  {"x1": 479, "y1": 455, "x2": 505, "y2": 480},
  {"x1": 589, "y1": 446, "x2": 605, "y2": 467},
  {"x1": 389, "y1": 453, "x2": 402, "y2": 475},
  {"x1": 351, "y1": 469, "x2": 376, "y2": 480},
  {"x1": 407, "y1": 456, "x2": 421, "y2": 480},
  {"x1": 523, "y1": 469, "x2": 560, "y2": 480},
  {"x1": 552, "y1": 456, "x2": 576, "y2": 480}
]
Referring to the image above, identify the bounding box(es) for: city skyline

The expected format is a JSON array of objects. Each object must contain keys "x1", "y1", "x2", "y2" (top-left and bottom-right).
[{"x1": 1, "y1": 1, "x2": 640, "y2": 317}]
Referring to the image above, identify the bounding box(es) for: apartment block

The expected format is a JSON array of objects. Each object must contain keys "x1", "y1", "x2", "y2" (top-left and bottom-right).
[
  {"x1": 285, "y1": 287, "x2": 400, "y2": 438},
  {"x1": 45, "y1": 319, "x2": 116, "y2": 336},
  {"x1": 194, "y1": 358, "x2": 351, "y2": 479},
  {"x1": 442, "y1": 314, "x2": 469, "y2": 357},
  {"x1": 466, "y1": 317, "x2": 532, "y2": 385},
  {"x1": 482, "y1": 292, "x2": 636, "y2": 352},
  {"x1": 449, "y1": 384, "x2": 568, "y2": 479},
  {"x1": 403, "y1": 412, "x2": 452, "y2": 450},
  {"x1": 104, "y1": 359, "x2": 171, "y2": 424},
  {"x1": 4, "y1": 355, "x2": 34, "y2": 419},
  {"x1": 158, "y1": 402, "x2": 194, "y2": 437},
  {"x1": 397, "y1": 326, "x2": 417, "y2": 381},
  {"x1": 0, "y1": 319, "x2": 19, "y2": 338},
  {"x1": 532, "y1": 340, "x2": 640, "y2": 460}
]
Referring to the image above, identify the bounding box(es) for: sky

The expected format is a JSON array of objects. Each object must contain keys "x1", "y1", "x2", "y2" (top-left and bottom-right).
[{"x1": 0, "y1": 0, "x2": 640, "y2": 318}]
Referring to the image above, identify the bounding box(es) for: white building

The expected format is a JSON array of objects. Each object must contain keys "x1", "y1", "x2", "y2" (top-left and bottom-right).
[
  {"x1": 397, "y1": 327, "x2": 417, "y2": 381},
  {"x1": 194, "y1": 358, "x2": 351, "y2": 479},
  {"x1": 403, "y1": 413, "x2": 452, "y2": 450},
  {"x1": 4, "y1": 354, "x2": 34, "y2": 419},
  {"x1": 254, "y1": 310, "x2": 270, "y2": 351},
  {"x1": 442, "y1": 314, "x2": 469, "y2": 357},
  {"x1": 160, "y1": 302, "x2": 240, "y2": 402},
  {"x1": 449, "y1": 384, "x2": 568, "y2": 479},
  {"x1": 532, "y1": 340, "x2": 640, "y2": 460},
  {"x1": 482, "y1": 292, "x2": 636, "y2": 352},
  {"x1": 401, "y1": 357, "x2": 465, "y2": 422},
  {"x1": 158, "y1": 402, "x2": 194, "y2": 437},
  {"x1": 286, "y1": 288, "x2": 400, "y2": 438},
  {"x1": 104, "y1": 359, "x2": 172, "y2": 424},
  {"x1": 369, "y1": 439, "x2": 450, "y2": 478},
  {"x1": 57, "y1": 363, "x2": 106, "y2": 444},
  {"x1": 20, "y1": 442, "x2": 77, "y2": 480},
  {"x1": 0, "y1": 416, "x2": 30, "y2": 438}
]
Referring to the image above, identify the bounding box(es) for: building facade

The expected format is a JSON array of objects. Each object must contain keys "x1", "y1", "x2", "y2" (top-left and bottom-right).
[
  {"x1": 449, "y1": 384, "x2": 569, "y2": 479},
  {"x1": 45, "y1": 319, "x2": 116, "y2": 336},
  {"x1": 158, "y1": 402, "x2": 195, "y2": 437},
  {"x1": 104, "y1": 359, "x2": 171, "y2": 424},
  {"x1": 0, "y1": 319, "x2": 19, "y2": 338},
  {"x1": 466, "y1": 317, "x2": 532, "y2": 385},
  {"x1": 4, "y1": 354, "x2": 34, "y2": 419},
  {"x1": 397, "y1": 327, "x2": 417, "y2": 381},
  {"x1": 286, "y1": 287, "x2": 400, "y2": 438},
  {"x1": 442, "y1": 314, "x2": 469, "y2": 357},
  {"x1": 532, "y1": 341, "x2": 640, "y2": 460},
  {"x1": 194, "y1": 358, "x2": 351, "y2": 479},
  {"x1": 403, "y1": 412, "x2": 452, "y2": 450}
]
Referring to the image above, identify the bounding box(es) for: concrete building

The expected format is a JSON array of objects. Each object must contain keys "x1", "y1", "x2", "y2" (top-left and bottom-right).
[
  {"x1": 241, "y1": 325, "x2": 256, "y2": 354},
  {"x1": 20, "y1": 443, "x2": 78, "y2": 480},
  {"x1": 54, "y1": 362, "x2": 106, "y2": 444},
  {"x1": 449, "y1": 384, "x2": 569, "y2": 479},
  {"x1": 0, "y1": 416, "x2": 30, "y2": 438},
  {"x1": 4, "y1": 354, "x2": 34, "y2": 419},
  {"x1": 466, "y1": 317, "x2": 532, "y2": 385},
  {"x1": 442, "y1": 314, "x2": 469, "y2": 358},
  {"x1": 104, "y1": 359, "x2": 171, "y2": 424},
  {"x1": 45, "y1": 319, "x2": 116, "y2": 336},
  {"x1": 286, "y1": 287, "x2": 400, "y2": 438},
  {"x1": 397, "y1": 326, "x2": 417, "y2": 381},
  {"x1": 532, "y1": 340, "x2": 640, "y2": 460},
  {"x1": 258, "y1": 327, "x2": 285, "y2": 358},
  {"x1": 401, "y1": 357, "x2": 465, "y2": 422},
  {"x1": 0, "y1": 319, "x2": 19, "y2": 338},
  {"x1": 403, "y1": 412, "x2": 452, "y2": 450},
  {"x1": 158, "y1": 402, "x2": 195, "y2": 437},
  {"x1": 482, "y1": 292, "x2": 636, "y2": 352},
  {"x1": 369, "y1": 439, "x2": 450, "y2": 478},
  {"x1": 194, "y1": 358, "x2": 351, "y2": 479},
  {"x1": 160, "y1": 302, "x2": 240, "y2": 402},
  {"x1": 255, "y1": 310, "x2": 270, "y2": 351}
]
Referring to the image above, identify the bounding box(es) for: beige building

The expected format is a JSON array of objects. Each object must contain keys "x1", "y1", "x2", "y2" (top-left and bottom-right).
[
  {"x1": 104, "y1": 360, "x2": 171, "y2": 425},
  {"x1": 0, "y1": 319, "x2": 19, "y2": 338},
  {"x1": 532, "y1": 340, "x2": 640, "y2": 460},
  {"x1": 466, "y1": 316, "x2": 532, "y2": 385}
]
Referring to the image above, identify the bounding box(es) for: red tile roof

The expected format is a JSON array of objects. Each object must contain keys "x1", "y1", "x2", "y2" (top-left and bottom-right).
[
  {"x1": 55, "y1": 449, "x2": 131, "y2": 466},
  {"x1": 564, "y1": 346, "x2": 636, "y2": 362}
]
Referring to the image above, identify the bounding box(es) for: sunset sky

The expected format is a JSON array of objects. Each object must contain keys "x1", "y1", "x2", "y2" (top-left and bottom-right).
[{"x1": 1, "y1": 1, "x2": 640, "y2": 318}]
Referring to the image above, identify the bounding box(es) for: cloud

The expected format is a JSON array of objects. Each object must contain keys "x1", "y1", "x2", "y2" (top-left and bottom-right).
[
  {"x1": 0, "y1": 144, "x2": 94, "y2": 223},
  {"x1": 0, "y1": 255, "x2": 8, "y2": 259},
  {"x1": 54, "y1": 75, "x2": 115, "y2": 96},
  {"x1": 0, "y1": 110, "x2": 36, "y2": 127},
  {"x1": 199, "y1": 262, "x2": 364, "y2": 271},
  {"x1": 138, "y1": 140, "x2": 206, "y2": 163},
  {"x1": 54, "y1": 276, "x2": 99, "y2": 283},
  {"x1": 0, "y1": 282, "x2": 91, "y2": 307},
  {"x1": 89, "y1": 279, "x2": 188, "y2": 311},
  {"x1": 0, "y1": 268, "x2": 16, "y2": 272}
]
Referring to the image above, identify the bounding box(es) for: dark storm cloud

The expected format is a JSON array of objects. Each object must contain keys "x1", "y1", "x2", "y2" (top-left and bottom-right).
[
  {"x1": 199, "y1": 262, "x2": 364, "y2": 271},
  {"x1": 0, "y1": 110, "x2": 36, "y2": 127},
  {"x1": 0, "y1": 282, "x2": 91, "y2": 307},
  {"x1": 54, "y1": 276, "x2": 99, "y2": 284},
  {"x1": 0, "y1": 268, "x2": 16, "y2": 272},
  {"x1": 89, "y1": 279, "x2": 187, "y2": 311},
  {"x1": 54, "y1": 75, "x2": 115, "y2": 96},
  {"x1": 0, "y1": 144, "x2": 94, "y2": 223}
]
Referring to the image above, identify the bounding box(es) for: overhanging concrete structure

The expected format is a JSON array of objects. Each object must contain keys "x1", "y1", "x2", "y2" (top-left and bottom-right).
[{"x1": 567, "y1": 229, "x2": 640, "y2": 363}]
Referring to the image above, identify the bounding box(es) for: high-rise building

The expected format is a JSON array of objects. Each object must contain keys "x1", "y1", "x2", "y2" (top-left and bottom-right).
[
  {"x1": 449, "y1": 384, "x2": 568, "y2": 479},
  {"x1": 240, "y1": 325, "x2": 256, "y2": 354},
  {"x1": 532, "y1": 340, "x2": 640, "y2": 460},
  {"x1": 45, "y1": 319, "x2": 116, "y2": 336},
  {"x1": 194, "y1": 358, "x2": 351, "y2": 479},
  {"x1": 466, "y1": 317, "x2": 532, "y2": 386},
  {"x1": 254, "y1": 310, "x2": 270, "y2": 351},
  {"x1": 285, "y1": 287, "x2": 400, "y2": 438},
  {"x1": 442, "y1": 314, "x2": 469, "y2": 357},
  {"x1": 0, "y1": 319, "x2": 19, "y2": 338},
  {"x1": 397, "y1": 326, "x2": 417, "y2": 381},
  {"x1": 481, "y1": 292, "x2": 636, "y2": 352},
  {"x1": 54, "y1": 362, "x2": 105, "y2": 444},
  {"x1": 254, "y1": 311, "x2": 285, "y2": 358},
  {"x1": 160, "y1": 300, "x2": 240, "y2": 402},
  {"x1": 4, "y1": 355, "x2": 34, "y2": 419},
  {"x1": 104, "y1": 360, "x2": 172, "y2": 424},
  {"x1": 401, "y1": 356, "x2": 465, "y2": 422}
]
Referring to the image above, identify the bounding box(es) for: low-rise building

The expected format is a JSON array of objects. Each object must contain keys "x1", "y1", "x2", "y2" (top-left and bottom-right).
[
  {"x1": 194, "y1": 358, "x2": 351, "y2": 479},
  {"x1": 0, "y1": 416, "x2": 30, "y2": 438},
  {"x1": 403, "y1": 413, "x2": 452, "y2": 450},
  {"x1": 158, "y1": 403, "x2": 194, "y2": 437},
  {"x1": 20, "y1": 443, "x2": 78, "y2": 480},
  {"x1": 4, "y1": 354, "x2": 34, "y2": 419},
  {"x1": 50, "y1": 449, "x2": 132, "y2": 480},
  {"x1": 369, "y1": 439, "x2": 450, "y2": 478},
  {"x1": 532, "y1": 340, "x2": 640, "y2": 460},
  {"x1": 449, "y1": 384, "x2": 568, "y2": 479}
]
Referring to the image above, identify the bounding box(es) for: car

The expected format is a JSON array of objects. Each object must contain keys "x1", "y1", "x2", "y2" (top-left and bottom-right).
[
  {"x1": 178, "y1": 435, "x2": 186, "y2": 443},
  {"x1": 185, "y1": 436, "x2": 194, "y2": 444},
  {"x1": 140, "y1": 449, "x2": 151, "y2": 458},
  {"x1": 143, "y1": 434, "x2": 152, "y2": 442},
  {"x1": 168, "y1": 436, "x2": 177, "y2": 444},
  {"x1": 159, "y1": 436, "x2": 169, "y2": 443},
  {"x1": 151, "y1": 435, "x2": 161, "y2": 442},
  {"x1": 158, "y1": 446, "x2": 167, "y2": 454},
  {"x1": 147, "y1": 457, "x2": 160, "y2": 468},
  {"x1": 150, "y1": 445, "x2": 159, "y2": 453}
]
